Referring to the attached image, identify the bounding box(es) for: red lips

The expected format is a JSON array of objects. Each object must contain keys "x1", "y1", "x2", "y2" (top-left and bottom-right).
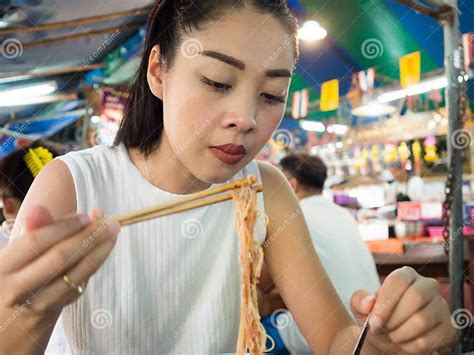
[
  {"x1": 209, "y1": 144, "x2": 247, "y2": 165},
  {"x1": 211, "y1": 144, "x2": 247, "y2": 155}
]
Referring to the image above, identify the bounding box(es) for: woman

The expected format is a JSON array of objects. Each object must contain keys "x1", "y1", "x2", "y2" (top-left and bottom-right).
[{"x1": 0, "y1": 1, "x2": 456, "y2": 353}]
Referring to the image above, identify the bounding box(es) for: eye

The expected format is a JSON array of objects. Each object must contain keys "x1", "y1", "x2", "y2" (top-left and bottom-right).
[
  {"x1": 261, "y1": 93, "x2": 286, "y2": 105},
  {"x1": 201, "y1": 77, "x2": 231, "y2": 92}
]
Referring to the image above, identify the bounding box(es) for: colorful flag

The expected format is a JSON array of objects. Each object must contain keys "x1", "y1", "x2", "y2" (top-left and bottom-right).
[
  {"x1": 320, "y1": 79, "x2": 339, "y2": 111},
  {"x1": 357, "y1": 67, "x2": 375, "y2": 94},
  {"x1": 463, "y1": 32, "x2": 473, "y2": 70},
  {"x1": 291, "y1": 89, "x2": 309, "y2": 119},
  {"x1": 400, "y1": 51, "x2": 421, "y2": 88}
]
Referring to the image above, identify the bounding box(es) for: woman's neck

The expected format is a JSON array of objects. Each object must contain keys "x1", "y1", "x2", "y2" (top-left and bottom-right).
[{"x1": 128, "y1": 136, "x2": 211, "y2": 195}]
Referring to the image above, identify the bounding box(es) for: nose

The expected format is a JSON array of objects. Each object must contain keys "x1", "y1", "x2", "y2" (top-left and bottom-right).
[{"x1": 222, "y1": 94, "x2": 257, "y2": 133}]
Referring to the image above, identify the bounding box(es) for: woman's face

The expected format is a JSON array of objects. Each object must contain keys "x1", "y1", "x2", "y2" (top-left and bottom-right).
[{"x1": 154, "y1": 6, "x2": 295, "y2": 183}]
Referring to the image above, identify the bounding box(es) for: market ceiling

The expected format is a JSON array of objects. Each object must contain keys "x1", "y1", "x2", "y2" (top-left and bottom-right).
[{"x1": 0, "y1": 0, "x2": 473, "y2": 124}]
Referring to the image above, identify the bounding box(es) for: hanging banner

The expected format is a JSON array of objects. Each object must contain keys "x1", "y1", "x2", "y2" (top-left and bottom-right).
[
  {"x1": 400, "y1": 51, "x2": 421, "y2": 88},
  {"x1": 291, "y1": 89, "x2": 309, "y2": 119},
  {"x1": 462, "y1": 32, "x2": 473, "y2": 70},
  {"x1": 320, "y1": 79, "x2": 339, "y2": 111}
]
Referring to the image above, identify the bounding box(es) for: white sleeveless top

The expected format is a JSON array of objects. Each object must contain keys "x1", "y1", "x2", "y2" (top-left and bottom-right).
[{"x1": 49, "y1": 144, "x2": 267, "y2": 354}]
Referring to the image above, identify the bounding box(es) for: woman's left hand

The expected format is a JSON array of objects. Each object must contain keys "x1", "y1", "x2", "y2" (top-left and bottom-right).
[{"x1": 350, "y1": 266, "x2": 457, "y2": 354}]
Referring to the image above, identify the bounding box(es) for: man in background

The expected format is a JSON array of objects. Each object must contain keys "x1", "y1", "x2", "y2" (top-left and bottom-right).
[{"x1": 260, "y1": 153, "x2": 380, "y2": 354}]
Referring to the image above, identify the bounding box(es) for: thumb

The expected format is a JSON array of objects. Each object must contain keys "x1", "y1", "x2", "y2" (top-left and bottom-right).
[
  {"x1": 23, "y1": 205, "x2": 55, "y2": 230},
  {"x1": 350, "y1": 289, "x2": 376, "y2": 326}
]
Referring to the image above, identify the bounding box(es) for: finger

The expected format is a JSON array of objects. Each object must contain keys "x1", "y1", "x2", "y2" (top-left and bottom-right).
[
  {"x1": 398, "y1": 319, "x2": 455, "y2": 354},
  {"x1": 31, "y1": 238, "x2": 117, "y2": 313},
  {"x1": 4, "y1": 213, "x2": 91, "y2": 273},
  {"x1": 0, "y1": 205, "x2": 56, "y2": 263},
  {"x1": 384, "y1": 277, "x2": 439, "y2": 331},
  {"x1": 90, "y1": 208, "x2": 104, "y2": 222},
  {"x1": 8, "y1": 218, "x2": 119, "y2": 303},
  {"x1": 370, "y1": 266, "x2": 417, "y2": 334},
  {"x1": 387, "y1": 296, "x2": 445, "y2": 344},
  {"x1": 350, "y1": 289, "x2": 376, "y2": 325},
  {"x1": 23, "y1": 205, "x2": 55, "y2": 231}
]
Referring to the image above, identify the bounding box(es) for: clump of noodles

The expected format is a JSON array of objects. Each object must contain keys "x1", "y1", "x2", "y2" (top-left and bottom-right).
[{"x1": 231, "y1": 183, "x2": 269, "y2": 354}]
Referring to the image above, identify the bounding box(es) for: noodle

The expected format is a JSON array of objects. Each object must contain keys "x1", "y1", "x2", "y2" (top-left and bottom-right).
[{"x1": 231, "y1": 184, "x2": 267, "y2": 354}]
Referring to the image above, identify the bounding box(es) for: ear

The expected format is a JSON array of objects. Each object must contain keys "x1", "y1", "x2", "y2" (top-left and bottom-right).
[
  {"x1": 2, "y1": 195, "x2": 21, "y2": 217},
  {"x1": 147, "y1": 45, "x2": 165, "y2": 100}
]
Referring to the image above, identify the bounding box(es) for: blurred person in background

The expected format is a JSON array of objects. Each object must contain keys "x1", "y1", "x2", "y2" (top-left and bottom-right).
[
  {"x1": 259, "y1": 153, "x2": 380, "y2": 354},
  {"x1": 0, "y1": 141, "x2": 60, "y2": 248},
  {"x1": 385, "y1": 161, "x2": 424, "y2": 203}
]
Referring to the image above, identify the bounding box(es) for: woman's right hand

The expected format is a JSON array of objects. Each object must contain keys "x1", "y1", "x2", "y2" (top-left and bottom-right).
[{"x1": 0, "y1": 205, "x2": 121, "y2": 354}]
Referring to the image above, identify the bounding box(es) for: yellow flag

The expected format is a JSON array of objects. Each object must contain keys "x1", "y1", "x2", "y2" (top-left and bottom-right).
[
  {"x1": 400, "y1": 51, "x2": 421, "y2": 88},
  {"x1": 320, "y1": 79, "x2": 339, "y2": 111}
]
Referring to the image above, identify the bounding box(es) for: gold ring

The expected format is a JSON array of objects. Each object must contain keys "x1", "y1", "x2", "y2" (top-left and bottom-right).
[{"x1": 62, "y1": 274, "x2": 86, "y2": 295}]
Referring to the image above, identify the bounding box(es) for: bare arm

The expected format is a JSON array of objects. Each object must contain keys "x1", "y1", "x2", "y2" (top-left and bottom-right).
[
  {"x1": 258, "y1": 161, "x2": 456, "y2": 354},
  {"x1": 258, "y1": 161, "x2": 377, "y2": 353},
  {"x1": 0, "y1": 160, "x2": 120, "y2": 354},
  {"x1": 15, "y1": 159, "x2": 76, "y2": 224}
]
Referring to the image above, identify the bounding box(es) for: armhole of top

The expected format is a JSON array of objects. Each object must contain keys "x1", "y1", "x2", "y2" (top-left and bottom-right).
[{"x1": 54, "y1": 154, "x2": 88, "y2": 214}]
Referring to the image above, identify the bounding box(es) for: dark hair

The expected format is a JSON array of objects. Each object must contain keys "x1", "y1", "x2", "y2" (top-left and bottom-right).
[
  {"x1": 279, "y1": 153, "x2": 328, "y2": 190},
  {"x1": 114, "y1": 0, "x2": 299, "y2": 157},
  {"x1": 0, "y1": 140, "x2": 60, "y2": 201}
]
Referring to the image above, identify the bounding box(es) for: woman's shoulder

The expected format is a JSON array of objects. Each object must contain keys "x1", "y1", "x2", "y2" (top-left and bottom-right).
[
  {"x1": 254, "y1": 160, "x2": 288, "y2": 191},
  {"x1": 58, "y1": 144, "x2": 120, "y2": 166},
  {"x1": 55, "y1": 144, "x2": 123, "y2": 179}
]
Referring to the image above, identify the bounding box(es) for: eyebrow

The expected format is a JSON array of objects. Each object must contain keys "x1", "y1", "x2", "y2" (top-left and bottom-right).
[{"x1": 201, "y1": 50, "x2": 292, "y2": 78}]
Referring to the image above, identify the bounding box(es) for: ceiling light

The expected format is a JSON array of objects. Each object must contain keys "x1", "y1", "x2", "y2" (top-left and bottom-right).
[
  {"x1": 377, "y1": 76, "x2": 447, "y2": 103},
  {"x1": 0, "y1": 81, "x2": 57, "y2": 107},
  {"x1": 298, "y1": 20, "x2": 327, "y2": 42},
  {"x1": 300, "y1": 119, "x2": 325, "y2": 132}
]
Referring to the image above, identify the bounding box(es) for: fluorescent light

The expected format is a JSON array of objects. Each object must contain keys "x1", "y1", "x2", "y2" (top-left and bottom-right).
[
  {"x1": 377, "y1": 76, "x2": 447, "y2": 103},
  {"x1": 298, "y1": 20, "x2": 327, "y2": 42},
  {"x1": 0, "y1": 81, "x2": 57, "y2": 107},
  {"x1": 327, "y1": 124, "x2": 348, "y2": 135},
  {"x1": 351, "y1": 102, "x2": 396, "y2": 117},
  {"x1": 300, "y1": 119, "x2": 325, "y2": 132}
]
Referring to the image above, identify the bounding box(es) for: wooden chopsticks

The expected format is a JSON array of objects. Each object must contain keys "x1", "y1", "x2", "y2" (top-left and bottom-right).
[{"x1": 113, "y1": 175, "x2": 262, "y2": 227}]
